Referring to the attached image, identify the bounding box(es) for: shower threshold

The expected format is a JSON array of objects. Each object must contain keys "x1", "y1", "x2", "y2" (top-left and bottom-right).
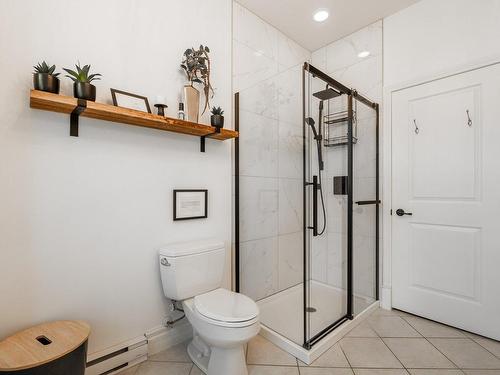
[{"x1": 257, "y1": 281, "x2": 379, "y2": 364}]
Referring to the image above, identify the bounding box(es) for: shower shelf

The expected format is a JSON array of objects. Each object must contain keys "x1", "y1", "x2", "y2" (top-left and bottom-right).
[
  {"x1": 323, "y1": 110, "x2": 357, "y2": 147},
  {"x1": 29, "y1": 90, "x2": 238, "y2": 152}
]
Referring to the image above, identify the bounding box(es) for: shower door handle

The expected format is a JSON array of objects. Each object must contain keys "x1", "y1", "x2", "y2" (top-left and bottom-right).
[
  {"x1": 312, "y1": 175, "x2": 318, "y2": 236},
  {"x1": 307, "y1": 175, "x2": 319, "y2": 236}
]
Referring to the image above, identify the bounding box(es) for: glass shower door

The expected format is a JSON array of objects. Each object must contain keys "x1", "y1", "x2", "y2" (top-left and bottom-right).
[
  {"x1": 352, "y1": 95, "x2": 379, "y2": 317},
  {"x1": 303, "y1": 62, "x2": 380, "y2": 348},
  {"x1": 235, "y1": 62, "x2": 306, "y2": 347},
  {"x1": 303, "y1": 64, "x2": 351, "y2": 348},
  {"x1": 235, "y1": 61, "x2": 379, "y2": 351}
]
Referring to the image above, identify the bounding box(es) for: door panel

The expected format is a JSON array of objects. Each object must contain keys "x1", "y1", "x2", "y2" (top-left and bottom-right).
[
  {"x1": 392, "y1": 63, "x2": 500, "y2": 340},
  {"x1": 409, "y1": 86, "x2": 480, "y2": 200},
  {"x1": 409, "y1": 223, "x2": 480, "y2": 300}
]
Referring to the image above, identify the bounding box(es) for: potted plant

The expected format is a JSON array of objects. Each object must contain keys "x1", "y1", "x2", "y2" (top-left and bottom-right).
[
  {"x1": 33, "y1": 61, "x2": 60, "y2": 94},
  {"x1": 210, "y1": 106, "x2": 224, "y2": 129},
  {"x1": 180, "y1": 45, "x2": 214, "y2": 122},
  {"x1": 63, "y1": 63, "x2": 102, "y2": 101}
]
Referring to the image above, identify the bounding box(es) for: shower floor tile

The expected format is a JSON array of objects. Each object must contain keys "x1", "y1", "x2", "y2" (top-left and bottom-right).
[{"x1": 257, "y1": 280, "x2": 373, "y2": 345}]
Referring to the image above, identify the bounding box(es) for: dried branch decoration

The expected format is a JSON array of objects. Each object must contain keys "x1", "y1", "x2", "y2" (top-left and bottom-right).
[{"x1": 180, "y1": 45, "x2": 215, "y2": 115}]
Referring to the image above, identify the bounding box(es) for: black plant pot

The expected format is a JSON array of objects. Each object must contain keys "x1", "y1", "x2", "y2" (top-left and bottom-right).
[
  {"x1": 33, "y1": 73, "x2": 60, "y2": 94},
  {"x1": 211, "y1": 115, "x2": 224, "y2": 129},
  {"x1": 73, "y1": 82, "x2": 96, "y2": 101}
]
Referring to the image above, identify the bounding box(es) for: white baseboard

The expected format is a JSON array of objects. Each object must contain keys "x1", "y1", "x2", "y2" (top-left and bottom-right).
[
  {"x1": 145, "y1": 320, "x2": 193, "y2": 356},
  {"x1": 108, "y1": 357, "x2": 147, "y2": 375},
  {"x1": 85, "y1": 320, "x2": 193, "y2": 375},
  {"x1": 86, "y1": 341, "x2": 148, "y2": 375},
  {"x1": 381, "y1": 286, "x2": 392, "y2": 310}
]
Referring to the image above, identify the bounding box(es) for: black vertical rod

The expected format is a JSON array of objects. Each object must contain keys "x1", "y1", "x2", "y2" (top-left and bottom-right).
[
  {"x1": 302, "y1": 64, "x2": 308, "y2": 348},
  {"x1": 375, "y1": 103, "x2": 380, "y2": 300},
  {"x1": 200, "y1": 136, "x2": 206, "y2": 152},
  {"x1": 347, "y1": 94, "x2": 354, "y2": 320},
  {"x1": 234, "y1": 93, "x2": 240, "y2": 293},
  {"x1": 312, "y1": 175, "x2": 318, "y2": 236}
]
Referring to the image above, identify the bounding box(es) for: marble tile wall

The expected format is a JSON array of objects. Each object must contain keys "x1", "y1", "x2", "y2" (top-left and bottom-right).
[
  {"x1": 310, "y1": 20, "x2": 383, "y2": 308},
  {"x1": 233, "y1": 2, "x2": 310, "y2": 301}
]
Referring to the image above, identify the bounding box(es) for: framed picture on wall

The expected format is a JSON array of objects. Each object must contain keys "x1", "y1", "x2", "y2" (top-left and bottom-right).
[
  {"x1": 110, "y1": 88, "x2": 151, "y2": 113},
  {"x1": 173, "y1": 189, "x2": 208, "y2": 221}
]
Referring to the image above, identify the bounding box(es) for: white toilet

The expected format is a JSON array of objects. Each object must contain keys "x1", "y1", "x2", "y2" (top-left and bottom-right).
[{"x1": 159, "y1": 239, "x2": 260, "y2": 375}]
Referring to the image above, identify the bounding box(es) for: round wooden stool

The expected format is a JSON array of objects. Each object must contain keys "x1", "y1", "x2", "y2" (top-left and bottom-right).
[{"x1": 0, "y1": 321, "x2": 90, "y2": 375}]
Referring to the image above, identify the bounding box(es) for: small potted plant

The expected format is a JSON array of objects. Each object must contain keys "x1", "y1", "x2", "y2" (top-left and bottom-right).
[
  {"x1": 33, "y1": 61, "x2": 60, "y2": 94},
  {"x1": 63, "y1": 62, "x2": 102, "y2": 101},
  {"x1": 210, "y1": 106, "x2": 224, "y2": 129}
]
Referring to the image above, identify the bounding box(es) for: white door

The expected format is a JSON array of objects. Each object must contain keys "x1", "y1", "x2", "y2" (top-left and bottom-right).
[{"x1": 392, "y1": 63, "x2": 500, "y2": 340}]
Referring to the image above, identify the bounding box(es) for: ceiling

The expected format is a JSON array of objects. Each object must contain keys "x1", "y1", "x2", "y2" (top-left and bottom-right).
[{"x1": 236, "y1": 0, "x2": 420, "y2": 51}]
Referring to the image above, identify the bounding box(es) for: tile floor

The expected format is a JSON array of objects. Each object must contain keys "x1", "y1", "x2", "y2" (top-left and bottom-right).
[{"x1": 121, "y1": 308, "x2": 500, "y2": 375}]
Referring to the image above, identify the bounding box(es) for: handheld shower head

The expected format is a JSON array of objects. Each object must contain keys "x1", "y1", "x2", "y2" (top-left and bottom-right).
[
  {"x1": 306, "y1": 117, "x2": 324, "y2": 171},
  {"x1": 306, "y1": 117, "x2": 315, "y2": 126},
  {"x1": 306, "y1": 117, "x2": 319, "y2": 139}
]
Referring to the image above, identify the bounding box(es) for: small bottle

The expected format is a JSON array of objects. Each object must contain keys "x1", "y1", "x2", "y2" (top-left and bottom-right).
[{"x1": 178, "y1": 103, "x2": 185, "y2": 120}]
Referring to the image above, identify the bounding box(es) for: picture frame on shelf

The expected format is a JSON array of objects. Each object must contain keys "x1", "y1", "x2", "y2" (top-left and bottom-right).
[
  {"x1": 173, "y1": 189, "x2": 208, "y2": 221},
  {"x1": 110, "y1": 88, "x2": 151, "y2": 113}
]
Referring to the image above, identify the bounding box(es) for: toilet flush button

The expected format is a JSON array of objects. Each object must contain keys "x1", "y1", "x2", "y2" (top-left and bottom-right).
[{"x1": 161, "y1": 258, "x2": 171, "y2": 266}]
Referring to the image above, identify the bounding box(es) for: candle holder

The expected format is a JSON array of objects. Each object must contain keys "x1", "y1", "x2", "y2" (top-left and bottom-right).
[{"x1": 154, "y1": 103, "x2": 168, "y2": 117}]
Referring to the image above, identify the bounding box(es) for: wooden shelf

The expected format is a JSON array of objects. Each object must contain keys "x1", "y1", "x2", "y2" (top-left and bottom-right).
[{"x1": 29, "y1": 90, "x2": 238, "y2": 143}]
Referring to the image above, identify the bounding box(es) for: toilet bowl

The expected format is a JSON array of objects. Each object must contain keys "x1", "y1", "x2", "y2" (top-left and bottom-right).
[
  {"x1": 183, "y1": 288, "x2": 260, "y2": 375},
  {"x1": 158, "y1": 239, "x2": 260, "y2": 375}
]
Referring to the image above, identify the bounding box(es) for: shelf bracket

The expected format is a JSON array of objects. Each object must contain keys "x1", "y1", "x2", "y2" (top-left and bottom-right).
[
  {"x1": 70, "y1": 99, "x2": 87, "y2": 137},
  {"x1": 200, "y1": 127, "x2": 221, "y2": 152}
]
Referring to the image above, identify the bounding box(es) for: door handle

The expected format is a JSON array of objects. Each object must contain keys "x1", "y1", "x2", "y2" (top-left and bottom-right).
[{"x1": 396, "y1": 208, "x2": 412, "y2": 216}]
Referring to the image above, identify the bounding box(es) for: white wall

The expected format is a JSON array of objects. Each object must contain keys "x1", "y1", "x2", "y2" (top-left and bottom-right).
[
  {"x1": 0, "y1": 0, "x2": 232, "y2": 354},
  {"x1": 232, "y1": 2, "x2": 310, "y2": 301},
  {"x1": 384, "y1": 0, "x2": 500, "y2": 87}
]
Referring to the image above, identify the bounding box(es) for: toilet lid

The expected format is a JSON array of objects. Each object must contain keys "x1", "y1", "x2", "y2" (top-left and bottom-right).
[{"x1": 194, "y1": 288, "x2": 259, "y2": 323}]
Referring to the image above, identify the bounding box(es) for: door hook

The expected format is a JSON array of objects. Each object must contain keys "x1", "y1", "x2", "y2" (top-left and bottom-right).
[
  {"x1": 466, "y1": 109, "x2": 472, "y2": 127},
  {"x1": 413, "y1": 119, "x2": 419, "y2": 134}
]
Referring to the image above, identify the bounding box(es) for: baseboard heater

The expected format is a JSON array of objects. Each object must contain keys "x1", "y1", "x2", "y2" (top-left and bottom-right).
[{"x1": 85, "y1": 336, "x2": 148, "y2": 375}]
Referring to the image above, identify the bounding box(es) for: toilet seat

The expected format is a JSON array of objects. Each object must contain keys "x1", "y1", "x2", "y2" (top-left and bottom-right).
[{"x1": 193, "y1": 288, "x2": 259, "y2": 328}]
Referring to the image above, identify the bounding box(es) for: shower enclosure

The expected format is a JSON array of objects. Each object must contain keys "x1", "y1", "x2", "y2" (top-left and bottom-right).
[{"x1": 234, "y1": 62, "x2": 379, "y2": 359}]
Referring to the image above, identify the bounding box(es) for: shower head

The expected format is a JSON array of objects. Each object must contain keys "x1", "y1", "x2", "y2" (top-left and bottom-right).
[{"x1": 313, "y1": 87, "x2": 341, "y2": 101}]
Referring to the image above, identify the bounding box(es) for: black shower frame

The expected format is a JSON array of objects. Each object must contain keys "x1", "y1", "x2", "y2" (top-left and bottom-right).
[{"x1": 233, "y1": 63, "x2": 379, "y2": 350}]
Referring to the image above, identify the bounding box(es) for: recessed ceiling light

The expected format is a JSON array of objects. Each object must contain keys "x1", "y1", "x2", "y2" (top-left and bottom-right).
[
  {"x1": 358, "y1": 51, "x2": 370, "y2": 58},
  {"x1": 313, "y1": 9, "x2": 329, "y2": 22}
]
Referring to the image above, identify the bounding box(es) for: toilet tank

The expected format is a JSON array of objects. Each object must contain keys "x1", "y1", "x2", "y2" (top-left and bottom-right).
[{"x1": 159, "y1": 239, "x2": 225, "y2": 301}]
